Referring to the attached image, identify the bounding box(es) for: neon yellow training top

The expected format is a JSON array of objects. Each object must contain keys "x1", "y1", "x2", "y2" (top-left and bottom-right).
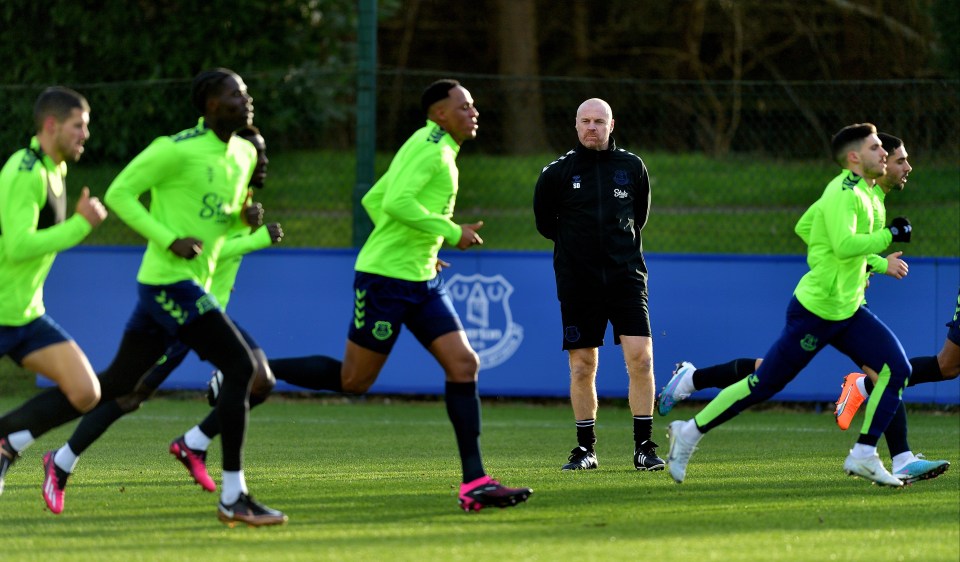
[
  {"x1": 0, "y1": 137, "x2": 93, "y2": 326},
  {"x1": 793, "y1": 170, "x2": 893, "y2": 320},
  {"x1": 355, "y1": 120, "x2": 463, "y2": 282},
  {"x1": 105, "y1": 119, "x2": 255, "y2": 290}
]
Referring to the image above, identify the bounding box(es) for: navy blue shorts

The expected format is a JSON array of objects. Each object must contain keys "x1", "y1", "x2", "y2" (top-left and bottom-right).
[
  {"x1": 947, "y1": 287, "x2": 960, "y2": 346},
  {"x1": 559, "y1": 286, "x2": 651, "y2": 350},
  {"x1": 0, "y1": 314, "x2": 72, "y2": 365},
  {"x1": 125, "y1": 281, "x2": 221, "y2": 338},
  {"x1": 347, "y1": 271, "x2": 463, "y2": 354}
]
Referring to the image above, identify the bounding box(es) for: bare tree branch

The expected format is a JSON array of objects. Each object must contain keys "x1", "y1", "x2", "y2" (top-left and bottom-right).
[{"x1": 823, "y1": 0, "x2": 934, "y2": 48}]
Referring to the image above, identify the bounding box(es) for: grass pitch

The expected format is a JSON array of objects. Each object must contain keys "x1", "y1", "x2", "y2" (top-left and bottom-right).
[{"x1": 0, "y1": 396, "x2": 957, "y2": 562}]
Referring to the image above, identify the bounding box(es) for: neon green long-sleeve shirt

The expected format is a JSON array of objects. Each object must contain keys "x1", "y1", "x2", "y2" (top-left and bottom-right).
[
  {"x1": 104, "y1": 119, "x2": 255, "y2": 289},
  {"x1": 793, "y1": 170, "x2": 893, "y2": 320},
  {"x1": 212, "y1": 219, "x2": 271, "y2": 308},
  {"x1": 796, "y1": 183, "x2": 889, "y2": 276},
  {"x1": 354, "y1": 120, "x2": 463, "y2": 282},
  {"x1": 0, "y1": 137, "x2": 93, "y2": 326}
]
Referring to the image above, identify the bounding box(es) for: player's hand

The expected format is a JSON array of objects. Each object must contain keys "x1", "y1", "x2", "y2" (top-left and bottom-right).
[
  {"x1": 75, "y1": 187, "x2": 107, "y2": 228},
  {"x1": 883, "y1": 251, "x2": 908, "y2": 279},
  {"x1": 266, "y1": 222, "x2": 284, "y2": 244},
  {"x1": 888, "y1": 217, "x2": 911, "y2": 243},
  {"x1": 244, "y1": 201, "x2": 264, "y2": 228},
  {"x1": 169, "y1": 237, "x2": 203, "y2": 259},
  {"x1": 435, "y1": 257, "x2": 451, "y2": 272},
  {"x1": 456, "y1": 220, "x2": 484, "y2": 250}
]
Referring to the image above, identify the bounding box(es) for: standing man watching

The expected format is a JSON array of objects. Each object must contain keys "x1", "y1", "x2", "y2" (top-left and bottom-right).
[
  {"x1": 533, "y1": 98, "x2": 663, "y2": 472},
  {"x1": 0, "y1": 87, "x2": 107, "y2": 495}
]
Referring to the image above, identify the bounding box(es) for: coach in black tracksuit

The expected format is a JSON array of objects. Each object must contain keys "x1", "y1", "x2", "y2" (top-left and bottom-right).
[{"x1": 533, "y1": 97, "x2": 663, "y2": 474}]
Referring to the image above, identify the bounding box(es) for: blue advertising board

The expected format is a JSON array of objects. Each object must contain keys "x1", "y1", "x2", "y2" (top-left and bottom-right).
[{"x1": 42, "y1": 248, "x2": 959, "y2": 404}]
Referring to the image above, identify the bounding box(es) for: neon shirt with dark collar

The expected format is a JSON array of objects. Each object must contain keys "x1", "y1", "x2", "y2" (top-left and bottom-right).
[
  {"x1": 0, "y1": 136, "x2": 92, "y2": 326},
  {"x1": 793, "y1": 170, "x2": 893, "y2": 320},
  {"x1": 796, "y1": 183, "x2": 889, "y2": 275},
  {"x1": 355, "y1": 120, "x2": 463, "y2": 282},
  {"x1": 105, "y1": 119, "x2": 255, "y2": 288}
]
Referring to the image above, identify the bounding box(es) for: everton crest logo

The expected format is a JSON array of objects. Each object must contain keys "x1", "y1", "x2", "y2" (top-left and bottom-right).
[{"x1": 447, "y1": 273, "x2": 524, "y2": 370}]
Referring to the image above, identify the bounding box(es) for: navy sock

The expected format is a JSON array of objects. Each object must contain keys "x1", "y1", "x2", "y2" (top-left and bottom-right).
[
  {"x1": 198, "y1": 391, "x2": 268, "y2": 439},
  {"x1": 445, "y1": 381, "x2": 485, "y2": 482},
  {"x1": 907, "y1": 356, "x2": 943, "y2": 386},
  {"x1": 68, "y1": 400, "x2": 126, "y2": 455},
  {"x1": 0, "y1": 388, "x2": 81, "y2": 439},
  {"x1": 269, "y1": 355, "x2": 343, "y2": 392},
  {"x1": 883, "y1": 401, "x2": 910, "y2": 458},
  {"x1": 692, "y1": 358, "x2": 756, "y2": 390}
]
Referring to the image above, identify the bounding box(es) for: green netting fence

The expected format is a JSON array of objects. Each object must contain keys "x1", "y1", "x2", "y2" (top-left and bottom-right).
[{"x1": 1, "y1": 69, "x2": 956, "y2": 255}]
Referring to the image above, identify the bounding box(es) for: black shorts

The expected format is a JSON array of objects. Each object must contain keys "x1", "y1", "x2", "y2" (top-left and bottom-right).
[
  {"x1": 347, "y1": 271, "x2": 463, "y2": 354},
  {"x1": 559, "y1": 288, "x2": 651, "y2": 350}
]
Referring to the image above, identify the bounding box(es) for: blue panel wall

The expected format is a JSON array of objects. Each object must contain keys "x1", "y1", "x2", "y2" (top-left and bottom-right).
[{"x1": 41, "y1": 248, "x2": 959, "y2": 404}]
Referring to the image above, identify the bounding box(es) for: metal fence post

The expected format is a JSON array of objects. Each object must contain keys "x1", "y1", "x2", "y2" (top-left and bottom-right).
[{"x1": 353, "y1": 0, "x2": 377, "y2": 248}]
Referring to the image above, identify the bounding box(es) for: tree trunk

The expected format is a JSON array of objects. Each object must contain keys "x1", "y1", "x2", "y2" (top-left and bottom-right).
[{"x1": 495, "y1": 0, "x2": 549, "y2": 154}]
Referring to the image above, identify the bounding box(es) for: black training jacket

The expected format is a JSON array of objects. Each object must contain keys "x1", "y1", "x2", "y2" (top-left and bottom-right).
[{"x1": 533, "y1": 137, "x2": 650, "y2": 299}]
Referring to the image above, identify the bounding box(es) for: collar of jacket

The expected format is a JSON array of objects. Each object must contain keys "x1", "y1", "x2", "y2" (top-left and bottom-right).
[{"x1": 575, "y1": 136, "x2": 617, "y2": 155}]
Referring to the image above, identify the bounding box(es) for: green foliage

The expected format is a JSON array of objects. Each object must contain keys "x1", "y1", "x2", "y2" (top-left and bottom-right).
[
  {"x1": 0, "y1": 0, "x2": 402, "y2": 162},
  {"x1": 0, "y1": 397, "x2": 956, "y2": 561},
  {"x1": 932, "y1": 0, "x2": 960, "y2": 78},
  {"x1": 1, "y1": 1, "x2": 356, "y2": 83}
]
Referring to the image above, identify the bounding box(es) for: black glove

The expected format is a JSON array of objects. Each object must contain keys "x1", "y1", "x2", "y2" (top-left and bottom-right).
[
  {"x1": 169, "y1": 237, "x2": 203, "y2": 259},
  {"x1": 888, "y1": 217, "x2": 912, "y2": 243},
  {"x1": 244, "y1": 201, "x2": 265, "y2": 227},
  {"x1": 266, "y1": 222, "x2": 284, "y2": 244}
]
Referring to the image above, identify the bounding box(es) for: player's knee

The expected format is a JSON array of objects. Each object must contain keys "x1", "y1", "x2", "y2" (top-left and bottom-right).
[
  {"x1": 461, "y1": 349, "x2": 480, "y2": 376},
  {"x1": 67, "y1": 384, "x2": 101, "y2": 413},
  {"x1": 444, "y1": 349, "x2": 479, "y2": 383},
  {"x1": 116, "y1": 391, "x2": 147, "y2": 414},
  {"x1": 341, "y1": 373, "x2": 375, "y2": 394},
  {"x1": 937, "y1": 348, "x2": 960, "y2": 380},
  {"x1": 250, "y1": 361, "x2": 276, "y2": 399}
]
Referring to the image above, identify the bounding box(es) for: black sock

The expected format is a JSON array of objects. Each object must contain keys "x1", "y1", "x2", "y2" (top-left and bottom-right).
[
  {"x1": 633, "y1": 416, "x2": 653, "y2": 447},
  {"x1": 864, "y1": 377, "x2": 875, "y2": 394},
  {"x1": 0, "y1": 388, "x2": 82, "y2": 439},
  {"x1": 908, "y1": 356, "x2": 943, "y2": 386},
  {"x1": 692, "y1": 358, "x2": 756, "y2": 390},
  {"x1": 197, "y1": 410, "x2": 219, "y2": 440},
  {"x1": 576, "y1": 419, "x2": 597, "y2": 451},
  {"x1": 445, "y1": 381, "x2": 485, "y2": 483},
  {"x1": 269, "y1": 355, "x2": 343, "y2": 392},
  {"x1": 179, "y1": 312, "x2": 255, "y2": 472},
  {"x1": 856, "y1": 433, "x2": 880, "y2": 447},
  {"x1": 198, "y1": 391, "x2": 268, "y2": 439},
  {"x1": 68, "y1": 400, "x2": 126, "y2": 455},
  {"x1": 883, "y1": 401, "x2": 910, "y2": 458}
]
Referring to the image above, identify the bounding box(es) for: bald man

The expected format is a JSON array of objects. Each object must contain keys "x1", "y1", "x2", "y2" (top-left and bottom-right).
[{"x1": 534, "y1": 98, "x2": 663, "y2": 473}]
